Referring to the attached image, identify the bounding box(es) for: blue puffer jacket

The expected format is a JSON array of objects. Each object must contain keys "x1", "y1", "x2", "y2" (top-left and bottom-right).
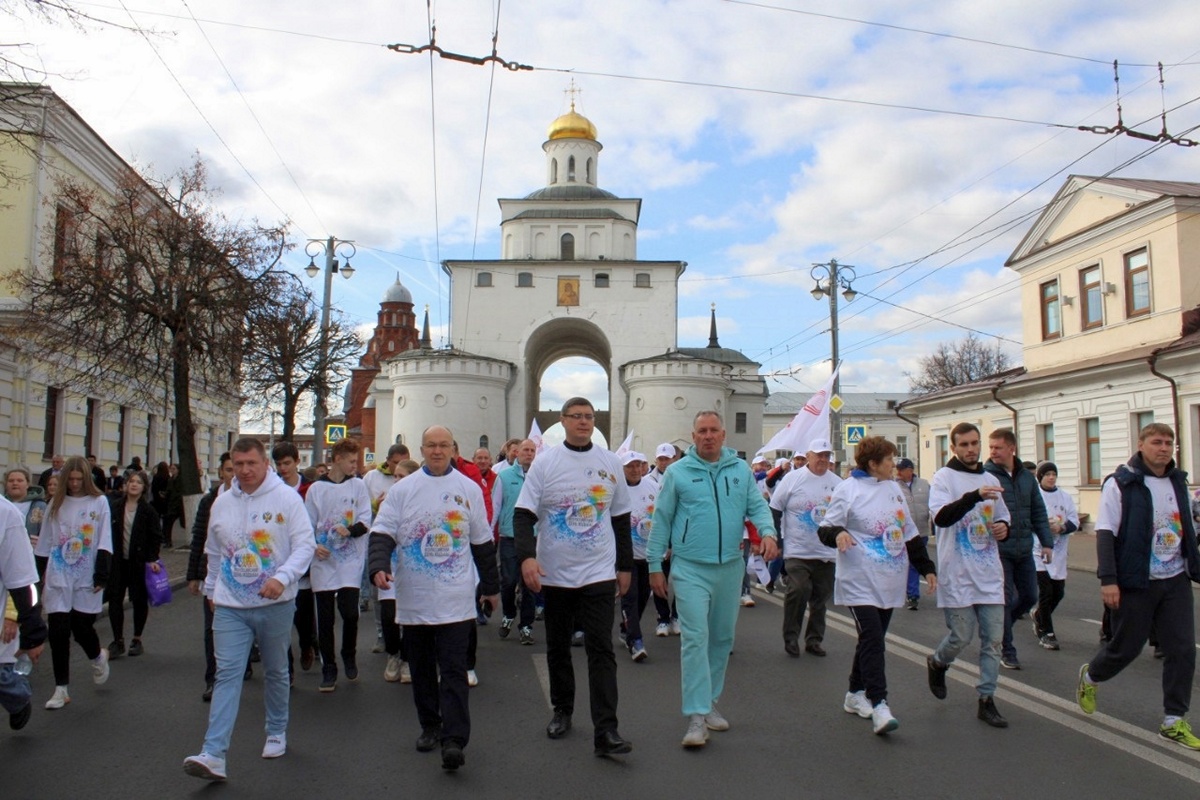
[{"x1": 647, "y1": 445, "x2": 776, "y2": 570}]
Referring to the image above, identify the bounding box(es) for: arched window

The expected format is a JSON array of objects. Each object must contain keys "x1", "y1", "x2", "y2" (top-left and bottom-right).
[
  {"x1": 561, "y1": 233, "x2": 575, "y2": 260},
  {"x1": 586, "y1": 157, "x2": 593, "y2": 184},
  {"x1": 635, "y1": 272, "x2": 651, "y2": 288},
  {"x1": 476, "y1": 271, "x2": 493, "y2": 287},
  {"x1": 388, "y1": 341, "x2": 395, "y2": 352},
  {"x1": 551, "y1": 158, "x2": 558, "y2": 184},
  {"x1": 479, "y1": 434, "x2": 489, "y2": 451},
  {"x1": 517, "y1": 272, "x2": 534, "y2": 287},
  {"x1": 568, "y1": 155, "x2": 576, "y2": 182}
]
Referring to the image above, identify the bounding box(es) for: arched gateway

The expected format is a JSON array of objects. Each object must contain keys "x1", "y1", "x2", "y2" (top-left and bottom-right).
[{"x1": 367, "y1": 99, "x2": 768, "y2": 457}]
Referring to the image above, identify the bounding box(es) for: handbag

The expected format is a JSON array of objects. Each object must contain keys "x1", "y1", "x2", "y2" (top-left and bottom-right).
[{"x1": 145, "y1": 559, "x2": 172, "y2": 607}]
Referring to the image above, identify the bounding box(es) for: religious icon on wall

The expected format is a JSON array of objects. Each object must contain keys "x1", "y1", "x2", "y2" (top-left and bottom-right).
[{"x1": 557, "y1": 276, "x2": 580, "y2": 307}]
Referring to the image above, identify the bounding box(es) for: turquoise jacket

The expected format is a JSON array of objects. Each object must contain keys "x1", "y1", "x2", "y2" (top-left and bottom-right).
[{"x1": 647, "y1": 445, "x2": 776, "y2": 571}]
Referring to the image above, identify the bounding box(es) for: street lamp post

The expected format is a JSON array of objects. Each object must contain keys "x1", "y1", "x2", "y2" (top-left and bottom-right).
[
  {"x1": 305, "y1": 236, "x2": 356, "y2": 466},
  {"x1": 809, "y1": 259, "x2": 857, "y2": 464}
]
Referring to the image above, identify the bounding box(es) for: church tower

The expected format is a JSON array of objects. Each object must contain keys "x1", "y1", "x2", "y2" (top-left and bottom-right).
[{"x1": 344, "y1": 276, "x2": 420, "y2": 445}]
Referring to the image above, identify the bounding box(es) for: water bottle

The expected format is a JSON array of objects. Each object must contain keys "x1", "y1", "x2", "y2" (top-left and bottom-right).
[{"x1": 14, "y1": 654, "x2": 33, "y2": 676}]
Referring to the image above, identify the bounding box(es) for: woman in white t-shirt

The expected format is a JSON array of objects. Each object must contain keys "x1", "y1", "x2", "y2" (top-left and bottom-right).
[
  {"x1": 34, "y1": 456, "x2": 114, "y2": 710},
  {"x1": 819, "y1": 437, "x2": 937, "y2": 736}
]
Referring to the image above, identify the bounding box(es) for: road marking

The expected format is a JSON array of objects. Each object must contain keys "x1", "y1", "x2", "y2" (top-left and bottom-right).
[
  {"x1": 753, "y1": 590, "x2": 1200, "y2": 784},
  {"x1": 533, "y1": 653, "x2": 553, "y2": 710}
]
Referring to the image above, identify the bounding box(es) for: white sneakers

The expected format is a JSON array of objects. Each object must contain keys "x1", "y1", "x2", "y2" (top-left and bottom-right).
[
  {"x1": 704, "y1": 705, "x2": 730, "y2": 731},
  {"x1": 92, "y1": 649, "x2": 110, "y2": 685},
  {"x1": 384, "y1": 655, "x2": 403, "y2": 683},
  {"x1": 682, "y1": 715, "x2": 709, "y2": 748},
  {"x1": 670, "y1": 619, "x2": 682, "y2": 636},
  {"x1": 262, "y1": 734, "x2": 286, "y2": 759},
  {"x1": 399, "y1": 661, "x2": 412, "y2": 684},
  {"x1": 871, "y1": 701, "x2": 899, "y2": 735},
  {"x1": 467, "y1": 669, "x2": 479, "y2": 687},
  {"x1": 183, "y1": 752, "x2": 227, "y2": 781},
  {"x1": 655, "y1": 622, "x2": 670, "y2": 637},
  {"x1": 45, "y1": 686, "x2": 70, "y2": 710},
  {"x1": 842, "y1": 690, "x2": 871, "y2": 719}
]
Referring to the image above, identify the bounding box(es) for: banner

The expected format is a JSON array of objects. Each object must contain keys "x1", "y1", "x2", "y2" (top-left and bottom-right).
[
  {"x1": 757, "y1": 367, "x2": 839, "y2": 456},
  {"x1": 528, "y1": 419, "x2": 544, "y2": 453}
]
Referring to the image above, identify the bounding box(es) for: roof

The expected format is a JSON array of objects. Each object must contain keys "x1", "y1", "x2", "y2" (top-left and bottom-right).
[
  {"x1": 522, "y1": 185, "x2": 618, "y2": 201},
  {"x1": 1087, "y1": 177, "x2": 1200, "y2": 197},
  {"x1": 676, "y1": 345, "x2": 760, "y2": 366},
  {"x1": 766, "y1": 391, "x2": 912, "y2": 415},
  {"x1": 510, "y1": 208, "x2": 627, "y2": 221}
]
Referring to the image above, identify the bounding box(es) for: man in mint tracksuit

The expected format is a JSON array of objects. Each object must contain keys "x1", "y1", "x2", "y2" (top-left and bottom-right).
[{"x1": 648, "y1": 411, "x2": 778, "y2": 749}]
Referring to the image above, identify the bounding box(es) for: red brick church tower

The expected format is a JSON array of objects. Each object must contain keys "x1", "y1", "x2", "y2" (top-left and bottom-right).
[{"x1": 344, "y1": 276, "x2": 420, "y2": 444}]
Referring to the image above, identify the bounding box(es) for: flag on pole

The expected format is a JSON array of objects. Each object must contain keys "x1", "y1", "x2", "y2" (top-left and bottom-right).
[
  {"x1": 614, "y1": 430, "x2": 635, "y2": 458},
  {"x1": 528, "y1": 419, "x2": 544, "y2": 453},
  {"x1": 756, "y1": 367, "x2": 839, "y2": 457}
]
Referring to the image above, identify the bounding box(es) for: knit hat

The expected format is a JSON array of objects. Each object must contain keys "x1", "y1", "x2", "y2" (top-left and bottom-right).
[{"x1": 1035, "y1": 461, "x2": 1057, "y2": 481}]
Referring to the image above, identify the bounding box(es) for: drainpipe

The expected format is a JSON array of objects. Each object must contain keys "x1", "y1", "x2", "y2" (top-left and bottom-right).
[
  {"x1": 1147, "y1": 349, "x2": 1182, "y2": 470},
  {"x1": 892, "y1": 402, "x2": 922, "y2": 472},
  {"x1": 991, "y1": 379, "x2": 1019, "y2": 435}
]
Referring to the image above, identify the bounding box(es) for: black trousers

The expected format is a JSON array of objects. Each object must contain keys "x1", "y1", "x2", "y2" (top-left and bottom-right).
[
  {"x1": 1034, "y1": 571, "x2": 1065, "y2": 636},
  {"x1": 653, "y1": 558, "x2": 677, "y2": 623},
  {"x1": 379, "y1": 599, "x2": 406, "y2": 659},
  {"x1": 407, "y1": 620, "x2": 474, "y2": 747},
  {"x1": 848, "y1": 606, "x2": 894, "y2": 706},
  {"x1": 316, "y1": 587, "x2": 360, "y2": 670},
  {"x1": 294, "y1": 587, "x2": 317, "y2": 653},
  {"x1": 107, "y1": 558, "x2": 149, "y2": 641},
  {"x1": 499, "y1": 538, "x2": 536, "y2": 626},
  {"x1": 619, "y1": 560, "x2": 651, "y2": 644},
  {"x1": 48, "y1": 610, "x2": 101, "y2": 686},
  {"x1": 544, "y1": 581, "x2": 619, "y2": 736},
  {"x1": 1088, "y1": 572, "x2": 1196, "y2": 717}
]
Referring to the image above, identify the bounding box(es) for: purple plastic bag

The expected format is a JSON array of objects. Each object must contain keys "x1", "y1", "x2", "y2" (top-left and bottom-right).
[{"x1": 145, "y1": 560, "x2": 172, "y2": 606}]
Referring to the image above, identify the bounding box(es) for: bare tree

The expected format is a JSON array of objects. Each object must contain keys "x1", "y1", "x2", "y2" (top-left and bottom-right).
[
  {"x1": 908, "y1": 333, "x2": 1013, "y2": 394},
  {"x1": 10, "y1": 155, "x2": 289, "y2": 496},
  {"x1": 242, "y1": 282, "x2": 364, "y2": 441}
]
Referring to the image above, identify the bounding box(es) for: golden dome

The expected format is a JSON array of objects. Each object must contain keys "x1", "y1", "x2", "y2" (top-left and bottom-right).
[{"x1": 547, "y1": 103, "x2": 597, "y2": 141}]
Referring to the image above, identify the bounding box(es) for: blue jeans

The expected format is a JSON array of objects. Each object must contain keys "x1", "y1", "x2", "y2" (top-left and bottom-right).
[
  {"x1": 203, "y1": 602, "x2": 293, "y2": 759},
  {"x1": 1001, "y1": 551, "x2": 1038, "y2": 659},
  {"x1": 0, "y1": 663, "x2": 32, "y2": 713},
  {"x1": 671, "y1": 556, "x2": 744, "y2": 716},
  {"x1": 933, "y1": 604, "x2": 1004, "y2": 697}
]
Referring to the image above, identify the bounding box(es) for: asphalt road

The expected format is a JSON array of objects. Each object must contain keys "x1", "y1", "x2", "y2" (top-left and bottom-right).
[{"x1": 4, "y1": 554, "x2": 1200, "y2": 799}]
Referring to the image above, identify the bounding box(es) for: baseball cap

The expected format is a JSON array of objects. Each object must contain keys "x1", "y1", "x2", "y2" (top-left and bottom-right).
[
  {"x1": 896, "y1": 458, "x2": 915, "y2": 470},
  {"x1": 752, "y1": 455, "x2": 769, "y2": 466},
  {"x1": 655, "y1": 443, "x2": 675, "y2": 459},
  {"x1": 774, "y1": 457, "x2": 789, "y2": 469},
  {"x1": 808, "y1": 438, "x2": 834, "y2": 454},
  {"x1": 622, "y1": 451, "x2": 648, "y2": 466}
]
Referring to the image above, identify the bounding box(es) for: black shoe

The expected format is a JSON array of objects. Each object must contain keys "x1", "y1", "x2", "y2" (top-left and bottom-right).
[
  {"x1": 128, "y1": 639, "x2": 143, "y2": 657},
  {"x1": 107, "y1": 639, "x2": 125, "y2": 659},
  {"x1": 244, "y1": 665, "x2": 253, "y2": 681},
  {"x1": 250, "y1": 645, "x2": 261, "y2": 663},
  {"x1": 319, "y1": 666, "x2": 337, "y2": 693},
  {"x1": 783, "y1": 639, "x2": 800, "y2": 658},
  {"x1": 594, "y1": 730, "x2": 632, "y2": 756},
  {"x1": 344, "y1": 657, "x2": 359, "y2": 682},
  {"x1": 441, "y1": 742, "x2": 465, "y2": 771},
  {"x1": 9, "y1": 702, "x2": 32, "y2": 731},
  {"x1": 765, "y1": 580, "x2": 775, "y2": 594},
  {"x1": 905, "y1": 596, "x2": 919, "y2": 611},
  {"x1": 416, "y1": 726, "x2": 441, "y2": 752},
  {"x1": 202, "y1": 683, "x2": 214, "y2": 702},
  {"x1": 805, "y1": 642, "x2": 826, "y2": 657},
  {"x1": 1154, "y1": 646, "x2": 1166, "y2": 659},
  {"x1": 1000, "y1": 655, "x2": 1021, "y2": 670},
  {"x1": 927, "y1": 655, "x2": 948, "y2": 700},
  {"x1": 978, "y1": 696, "x2": 1008, "y2": 728},
  {"x1": 546, "y1": 711, "x2": 572, "y2": 739},
  {"x1": 300, "y1": 647, "x2": 315, "y2": 671}
]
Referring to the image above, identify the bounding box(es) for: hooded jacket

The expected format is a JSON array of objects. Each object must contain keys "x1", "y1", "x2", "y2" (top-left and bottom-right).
[
  {"x1": 983, "y1": 457, "x2": 1052, "y2": 557},
  {"x1": 647, "y1": 445, "x2": 775, "y2": 571}
]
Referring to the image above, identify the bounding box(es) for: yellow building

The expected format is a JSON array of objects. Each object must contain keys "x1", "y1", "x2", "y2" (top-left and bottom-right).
[
  {"x1": 0, "y1": 83, "x2": 239, "y2": 475},
  {"x1": 900, "y1": 175, "x2": 1200, "y2": 520}
]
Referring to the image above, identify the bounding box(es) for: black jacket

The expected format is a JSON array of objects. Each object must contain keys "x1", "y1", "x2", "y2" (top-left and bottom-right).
[
  {"x1": 983, "y1": 458, "x2": 1052, "y2": 557},
  {"x1": 186, "y1": 486, "x2": 220, "y2": 583},
  {"x1": 109, "y1": 496, "x2": 163, "y2": 563}
]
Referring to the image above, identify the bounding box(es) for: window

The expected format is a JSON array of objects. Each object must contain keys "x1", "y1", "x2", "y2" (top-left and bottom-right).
[
  {"x1": 42, "y1": 386, "x2": 60, "y2": 460},
  {"x1": 551, "y1": 159, "x2": 558, "y2": 184},
  {"x1": 594, "y1": 273, "x2": 610, "y2": 288},
  {"x1": 479, "y1": 435, "x2": 489, "y2": 451},
  {"x1": 1080, "y1": 266, "x2": 1103, "y2": 330},
  {"x1": 118, "y1": 405, "x2": 128, "y2": 465},
  {"x1": 517, "y1": 272, "x2": 533, "y2": 288},
  {"x1": 568, "y1": 155, "x2": 576, "y2": 182},
  {"x1": 560, "y1": 233, "x2": 575, "y2": 260},
  {"x1": 1124, "y1": 248, "x2": 1150, "y2": 317},
  {"x1": 148, "y1": 413, "x2": 158, "y2": 464},
  {"x1": 1037, "y1": 423, "x2": 1055, "y2": 463},
  {"x1": 85, "y1": 397, "x2": 99, "y2": 455},
  {"x1": 52, "y1": 205, "x2": 79, "y2": 280},
  {"x1": 1133, "y1": 410, "x2": 1154, "y2": 442},
  {"x1": 1083, "y1": 417, "x2": 1101, "y2": 485},
  {"x1": 735, "y1": 412, "x2": 747, "y2": 434},
  {"x1": 1040, "y1": 280, "x2": 1061, "y2": 340},
  {"x1": 476, "y1": 271, "x2": 492, "y2": 287},
  {"x1": 586, "y1": 157, "x2": 593, "y2": 183},
  {"x1": 935, "y1": 434, "x2": 949, "y2": 468},
  {"x1": 634, "y1": 272, "x2": 651, "y2": 288},
  {"x1": 895, "y1": 435, "x2": 908, "y2": 459}
]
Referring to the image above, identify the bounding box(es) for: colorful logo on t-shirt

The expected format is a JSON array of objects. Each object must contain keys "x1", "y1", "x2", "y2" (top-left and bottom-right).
[
  {"x1": 402, "y1": 507, "x2": 470, "y2": 581},
  {"x1": 53, "y1": 514, "x2": 97, "y2": 579},
  {"x1": 316, "y1": 506, "x2": 358, "y2": 562},
  {"x1": 549, "y1": 482, "x2": 615, "y2": 548},
  {"x1": 955, "y1": 502, "x2": 997, "y2": 563},
  {"x1": 221, "y1": 527, "x2": 277, "y2": 602},
  {"x1": 631, "y1": 498, "x2": 655, "y2": 552},
  {"x1": 860, "y1": 505, "x2": 908, "y2": 571},
  {"x1": 792, "y1": 495, "x2": 832, "y2": 538},
  {"x1": 1151, "y1": 507, "x2": 1184, "y2": 578}
]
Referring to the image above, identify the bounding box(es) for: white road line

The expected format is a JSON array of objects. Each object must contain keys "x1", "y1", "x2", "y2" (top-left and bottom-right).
[
  {"x1": 532, "y1": 653, "x2": 553, "y2": 710},
  {"x1": 753, "y1": 590, "x2": 1200, "y2": 784}
]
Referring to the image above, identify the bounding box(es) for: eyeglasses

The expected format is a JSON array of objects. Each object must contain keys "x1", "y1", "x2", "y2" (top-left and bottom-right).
[{"x1": 562, "y1": 413, "x2": 595, "y2": 421}]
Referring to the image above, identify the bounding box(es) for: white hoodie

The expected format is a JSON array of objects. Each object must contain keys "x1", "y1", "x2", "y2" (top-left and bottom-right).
[{"x1": 204, "y1": 471, "x2": 315, "y2": 608}]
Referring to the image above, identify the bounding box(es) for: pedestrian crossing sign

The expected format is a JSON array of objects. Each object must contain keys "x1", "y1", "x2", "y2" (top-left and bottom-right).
[
  {"x1": 844, "y1": 424, "x2": 866, "y2": 445},
  {"x1": 325, "y1": 424, "x2": 347, "y2": 445}
]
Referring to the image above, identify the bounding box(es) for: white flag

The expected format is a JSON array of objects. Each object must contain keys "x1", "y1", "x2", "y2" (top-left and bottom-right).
[
  {"x1": 528, "y1": 419, "x2": 544, "y2": 453},
  {"x1": 757, "y1": 367, "x2": 839, "y2": 457},
  {"x1": 615, "y1": 430, "x2": 635, "y2": 457}
]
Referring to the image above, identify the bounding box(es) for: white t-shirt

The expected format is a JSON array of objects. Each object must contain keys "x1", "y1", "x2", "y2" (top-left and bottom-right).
[
  {"x1": 769, "y1": 467, "x2": 841, "y2": 562},
  {"x1": 929, "y1": 466, "x2": 1011, "y2": 607},
  {"x1": 1096, "y1": 474, "x2": 1185, "y2": 580},
  {"x1": 35, "y1": 494, "x2": 112, "y2": 614},
  {"x1": 515, "y1": 444, "x2": 632, "y2": 588},
  {"x1": 626, "y1": 479, "x2": 657, "y2": 561},
  {"x1": 369, "y1": 468, "x2": 491, "y2": 626},
  {"x1": 1036, "y1": 487, "x2": 1079, "y2": 581},
  {"x1": 362, "y1": 468, "x2": 400, "y2": 516},
  {"x1": 305, "y1": 476, "x2": 373, "y2": 592},
  {"x1": 0, "y1": 498, "x2": 39, "y2": 663},
  {"x1": 823, "y1": 474, "x2": 921, "y2": 608}
]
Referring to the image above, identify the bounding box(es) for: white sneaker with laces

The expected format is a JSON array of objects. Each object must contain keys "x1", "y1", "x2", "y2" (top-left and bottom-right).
[
  {"x1": 467, "y1": 669, "x2": 479, "y2": 687},
  {"x1": 740, "y1": 594, "x2": 755, "y2": 607},
  {"x1": 183, "y1": 752, "x2": 227, "y2": 781},
  {"x1": 45, "y1": 686, "x2": 70, "y2": 710},
  {"x1": 655, "y1": 622, "x2": 670, "y2": 637},
  {"x1": 704, "y1": 705, "x2": 730, "y2": 731},
  {"x1": 871, "y1": 700, "x2": 899, "y2": 735},
  {"x1": 399, "y1": 661, "x2": 412, "y2": 684},
  {"x1": 262, "y1": 734, "x2": 286, "y2": 759},
  {"x1": 384, "y1": 655, "x2": 403, "y2": 682},
  {"x1": 682, "y1": 714, "x2": 709, "y2": 748},
  {"x1": 842, "y1": 690, "x2": 871, "y2": 719},
  {"x1": 670, "y1": 619, "x2": 682, "y2": 636},
  {"x1": 92, "y1": 649, "x2": 110, "y2": 685}
]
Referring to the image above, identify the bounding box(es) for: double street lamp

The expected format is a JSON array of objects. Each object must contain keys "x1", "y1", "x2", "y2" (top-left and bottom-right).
[
  {"x1": 810, "y1": 258, "x2": 857, "y2": 463},
  {"x1": 305, "y1": 236, "x2": 356, "y2": 466}
]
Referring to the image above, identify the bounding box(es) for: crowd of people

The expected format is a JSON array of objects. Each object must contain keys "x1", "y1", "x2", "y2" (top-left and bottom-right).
[{"x1": 1, "y1": 411, "x2": 1197, "y2": 781}]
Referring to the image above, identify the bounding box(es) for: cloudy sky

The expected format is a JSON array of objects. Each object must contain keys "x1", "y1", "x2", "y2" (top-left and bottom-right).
[{"x1": 10, "y1": 0, "x2": 1200, "y2": 421}]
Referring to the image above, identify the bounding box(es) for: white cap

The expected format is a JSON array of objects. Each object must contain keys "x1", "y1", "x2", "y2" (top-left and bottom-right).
[
  {"x1": 655, "y1": 443, "x2": 675, "y2": 459},
  {"x1": 621, "y1": 451, "x2": 647, "y2": 466},
  {"x1": 752, "y1": 455, "x2": 769, "y2": 465},
  {"x1": 808, "y1": 438, "x2": 834, "y2": 454},
  {"x1": 774, "y1": 457, "x2": 789, "y2": 469}
]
